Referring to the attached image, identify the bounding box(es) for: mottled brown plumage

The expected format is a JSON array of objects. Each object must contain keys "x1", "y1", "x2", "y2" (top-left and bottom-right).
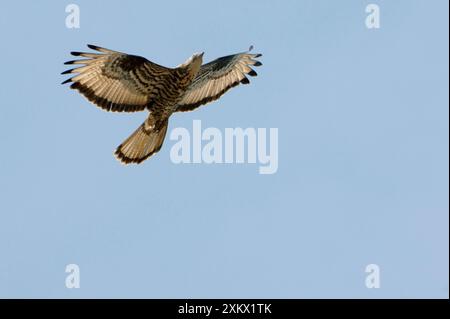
[{"x1": 62, "y1": 44, "x2": 262, "y2": 164}]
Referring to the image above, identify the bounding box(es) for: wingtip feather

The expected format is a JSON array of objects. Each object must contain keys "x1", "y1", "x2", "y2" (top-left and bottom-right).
[
  {"x1": 61, "y1": 69, "x2": 74, "y2": 75},
  {"x1": 248, "y1": 70, "x2": 257, "y2": 77},
  {"x1": 87, "y1": 44, "x2": 104, "y2": 51},
  {"x1": 240, "y1": 77, "x2": 250, "y2": 84}
]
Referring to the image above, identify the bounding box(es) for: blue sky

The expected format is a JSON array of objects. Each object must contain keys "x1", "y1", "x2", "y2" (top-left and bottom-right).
[{"x1": 0, "y1": 0, "x2": 448, "y2": 298}]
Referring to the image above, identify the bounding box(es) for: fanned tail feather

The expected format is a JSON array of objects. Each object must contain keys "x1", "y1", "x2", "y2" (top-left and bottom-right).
[{"x1": 114, "y1": 115, "x2": 168, "y2": 164}]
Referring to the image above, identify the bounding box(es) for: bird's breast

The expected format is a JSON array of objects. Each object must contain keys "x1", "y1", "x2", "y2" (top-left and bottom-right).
[{"x1": 149, "y1": 70, "x2": 195, "y2": 116}]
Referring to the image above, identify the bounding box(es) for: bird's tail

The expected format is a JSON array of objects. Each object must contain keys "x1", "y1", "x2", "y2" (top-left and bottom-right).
[{"x1": 114, "y1": 114, "x2": 169, "y2": 164}]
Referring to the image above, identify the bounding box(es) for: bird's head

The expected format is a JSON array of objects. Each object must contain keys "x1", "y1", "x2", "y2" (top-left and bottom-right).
[{"x1": 178, "y1": 52, "x2": 204, "y2": 74}]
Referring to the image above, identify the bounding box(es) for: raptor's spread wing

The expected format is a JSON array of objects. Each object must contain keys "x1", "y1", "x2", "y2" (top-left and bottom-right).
[
  {"x1": 176, "y1": 46, "x2": 262, "y2": 112},
  {"x1": 62, "y1": 45, "x2": 173, "y2": 112}
]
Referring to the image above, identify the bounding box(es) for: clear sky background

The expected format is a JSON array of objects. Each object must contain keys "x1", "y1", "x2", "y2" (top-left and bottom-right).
[{"x1": 0, "y1": 0, "x2": 448, "y2": 298}]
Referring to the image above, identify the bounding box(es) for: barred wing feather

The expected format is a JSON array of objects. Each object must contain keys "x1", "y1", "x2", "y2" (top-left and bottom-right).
[
  {"x1": 61, "y1": 44, "x2": 173, "y2": 112},
  {"x1": 176, "y1": 47, "x2": 262, "y2": 112}
]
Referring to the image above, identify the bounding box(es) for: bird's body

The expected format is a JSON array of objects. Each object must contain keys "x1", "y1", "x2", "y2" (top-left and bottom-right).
[{"x1": 62, "y1": 45, "x2": 262, "y2": 164}]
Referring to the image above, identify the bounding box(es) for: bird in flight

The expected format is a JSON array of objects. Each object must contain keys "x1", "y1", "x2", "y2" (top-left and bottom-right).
[{"x1": 62, "y1": 44, "x2": 262, "y2": 164}]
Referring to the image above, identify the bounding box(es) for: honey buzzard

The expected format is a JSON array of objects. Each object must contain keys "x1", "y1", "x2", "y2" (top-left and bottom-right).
[{"x1": 62, "y1": 45, "x2": 262, "y2": 164}]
